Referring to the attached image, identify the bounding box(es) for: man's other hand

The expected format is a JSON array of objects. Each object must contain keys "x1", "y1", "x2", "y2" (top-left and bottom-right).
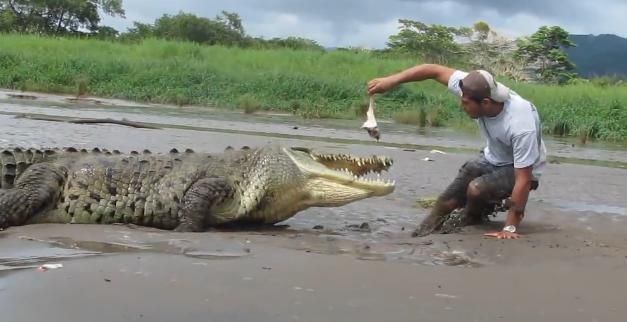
[{"x1": 484, "y1": 231, "x2": 521, "y2": 239}]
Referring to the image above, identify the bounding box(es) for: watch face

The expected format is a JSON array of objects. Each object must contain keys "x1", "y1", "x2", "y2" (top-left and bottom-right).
[{"x1": 503, "y1": 225, "x2": 516, "y2": 233}]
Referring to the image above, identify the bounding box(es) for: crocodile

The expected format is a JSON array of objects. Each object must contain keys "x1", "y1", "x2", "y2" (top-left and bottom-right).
[{"x1": 0, "y1": 143, "x2": 395, "y2": 232}]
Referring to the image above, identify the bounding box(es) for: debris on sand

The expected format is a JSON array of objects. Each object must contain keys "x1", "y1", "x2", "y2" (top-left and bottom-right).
[
  {"x1": 7, "y1": 93, "x2": 37, "y2": 100},
  {"x1": 65, "y1": 97, "x2": 104, "y2": 105},
  {"x1": 416, "y1": 197, "x2": 437, "y2": 209},
  {"x1": 435, "y1": 293, "x2": 458, "y2": 299},
  {"x1": 344, "y1": 222, "x2": 372, "y2": 232}
]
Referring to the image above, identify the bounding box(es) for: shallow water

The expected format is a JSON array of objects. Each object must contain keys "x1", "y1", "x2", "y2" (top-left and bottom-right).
[
  {"x1": 2, "y1": 91, "x2": 627, "y2": 322},
  {"x1": 2, "y1": 90, "x2": 627, "y2": 165},
  {"x1": 547, "y1": 200, "x2": 627, "y2": 216},
  {"x1": 1, "y1": 90, "x2": 626, "y2": 267}
]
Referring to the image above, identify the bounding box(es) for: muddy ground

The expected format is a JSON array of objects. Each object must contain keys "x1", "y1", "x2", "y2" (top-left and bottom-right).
[{"x1": 1, "y1": 90, "x2": 626, "y2": 322}]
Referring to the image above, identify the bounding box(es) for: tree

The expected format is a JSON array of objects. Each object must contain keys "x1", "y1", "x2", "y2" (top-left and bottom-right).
[
  {"x1": 250, "y1": 36, "x2": 324, "y2": 50},
  {"x1": 215, "y1": 10, "x2": 244, "y2": 36},
  {"x1": 457, "y1": 21, "x2": 527, "y2": 81},
  {"x1": 386, "y1": 19, "x2": 465, "y2": 64},
  {"x1": 92, "y1": 25, "x2": 119, "y2": 39},
  {"x1": 460, "y1": 21, "x2": 498, "y2": 55},
  {"x1": 514, "y1": 25, "x2": 578, "y2": 83},
  {"x1": 119, "y1": 21, "x2": 154, "y2": 41},
  {"x1": 120, "y1": 11, "x2": 247, "y2": 46},
  {"x1": 0, "y1": 5, "x2": 15, "y2": 31},
  {"x1": 0, "y1": 0, "x2": 124, "y2": 34}
]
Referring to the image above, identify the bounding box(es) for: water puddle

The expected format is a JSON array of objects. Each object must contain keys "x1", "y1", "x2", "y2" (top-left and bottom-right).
[
  {"x1": 0, "y1": 227, "x2": 255, "y2": 274},
  {"x1": 0, "y1": 237, "x2": 103, "y2": 271},
  {"x1": 183, "y1": 250, "x2": 250, "y2": 260},
  {"x1": 278, "y1": 232, "x2": 486, "y2": 268},
  {"x1": 355, "y1": 247, "x2": 483, "y2": 267},
  {"x1": 40, "y1": 236, "x2": 253, "y2": 259},
  {"x1": 549, "y1": 200, "x2": 627, "y2": 216},
  {"x1": 5, "y1": 224, "x2": 486, "y2": 270}
]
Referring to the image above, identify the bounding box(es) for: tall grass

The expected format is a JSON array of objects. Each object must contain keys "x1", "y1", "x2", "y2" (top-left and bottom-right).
[
  {"x1": 0, "y1": 34, "x2": 625, "y2": 141},
  {"x1": 509, "y1": 82, "x2": 627, "y2": 141}
]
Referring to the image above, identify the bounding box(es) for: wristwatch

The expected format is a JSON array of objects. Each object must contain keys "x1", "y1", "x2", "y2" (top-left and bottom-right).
[{"x1": 502, "y1": 225, "x2": 517, "y2": 233}]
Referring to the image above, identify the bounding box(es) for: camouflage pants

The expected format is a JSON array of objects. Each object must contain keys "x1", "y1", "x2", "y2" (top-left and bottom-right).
[
  {"x1": 440, "y1": 153, "x2": 517, "y2": 205},
  {"x1": 414, "y1": 152, "x2": 538, "y2": 236}
]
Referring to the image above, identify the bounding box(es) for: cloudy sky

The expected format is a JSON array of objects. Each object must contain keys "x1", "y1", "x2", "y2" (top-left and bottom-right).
[{"x1": 102, "y1": 0, "x2": 627, "y2": 48}]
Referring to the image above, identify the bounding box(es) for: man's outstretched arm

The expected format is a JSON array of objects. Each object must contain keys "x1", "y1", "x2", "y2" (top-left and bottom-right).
[{"x1": 367, "y1": 64, "x2": 456, "y2": 95}]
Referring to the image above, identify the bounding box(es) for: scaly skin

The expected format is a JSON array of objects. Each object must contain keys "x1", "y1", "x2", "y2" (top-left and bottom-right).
[{"x1": 0, "y1": 144, "x2": 395, "y2": 232}]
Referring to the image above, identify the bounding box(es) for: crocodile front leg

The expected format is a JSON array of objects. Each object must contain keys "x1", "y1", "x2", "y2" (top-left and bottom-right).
[
  {"x1": 0, "y1": 163, "x2": 67, "y2": 229},
  {"x1": 174, "y1": 177, "x2": 235, "y2": 232}
]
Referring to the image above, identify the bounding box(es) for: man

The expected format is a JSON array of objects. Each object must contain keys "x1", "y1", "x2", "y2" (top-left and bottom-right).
[{"x1": 367, "y1": 64, "x2": 546, "y2": 240}]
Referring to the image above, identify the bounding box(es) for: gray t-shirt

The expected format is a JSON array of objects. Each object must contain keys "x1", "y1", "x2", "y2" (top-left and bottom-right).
[{"x1": 447, "y1": 70, "x2": 547, "y2": 179}]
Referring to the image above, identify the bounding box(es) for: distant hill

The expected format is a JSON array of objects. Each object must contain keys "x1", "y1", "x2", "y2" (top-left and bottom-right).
[
  {"x1": 566, "y1": 34, "x2": 627, "y2": 79},
  {"x1": 327, "y1": 34, "x2": 627, "y2": 80}
]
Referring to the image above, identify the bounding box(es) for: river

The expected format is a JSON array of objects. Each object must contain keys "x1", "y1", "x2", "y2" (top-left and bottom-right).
[{"x1": 1, "y1": 89, "x2": 626, "y2": 322}]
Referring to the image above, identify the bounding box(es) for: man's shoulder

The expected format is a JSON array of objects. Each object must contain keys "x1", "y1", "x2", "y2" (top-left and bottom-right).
[
  {"x1": 504, "y1": 94, "x2": 541, "y2": 136},
  {"x1": 507, "y1": 91, "x2": 534, "y2": 107},
  {"x1": 506, "y1": 93, "x2": 538, "y2": 120}
]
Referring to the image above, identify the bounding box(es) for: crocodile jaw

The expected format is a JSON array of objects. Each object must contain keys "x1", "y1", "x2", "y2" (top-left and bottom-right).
[{"x1": 283, "y1": 147, "x2": 395, "y2": 207}]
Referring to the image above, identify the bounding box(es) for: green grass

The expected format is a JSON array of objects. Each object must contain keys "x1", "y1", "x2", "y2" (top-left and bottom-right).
[
  {"x1": 0, "y1": 34, "x2": 626, "y2": 141},
  {"x1": 508, "y1": 82, "x2": 627, "y2": 141}
]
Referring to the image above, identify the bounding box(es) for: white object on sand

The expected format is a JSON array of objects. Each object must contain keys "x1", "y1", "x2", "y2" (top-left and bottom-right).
[
  {"x1": 435, "y1": 293, "x2": 458, "y2": 299},
  {"x1": 361, "y1": 96, "x2": 380, "y2": 141},
  {"x1": 37, "y1": 263, "x2": 64, "y2": 271},
  {"x1": 41, "y1": 263, "x2": 63, "y2": 269}
]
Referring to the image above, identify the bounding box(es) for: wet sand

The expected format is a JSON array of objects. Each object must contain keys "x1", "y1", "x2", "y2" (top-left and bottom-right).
[{"x1": 1, "y1": 91, "x2": 627, "y2": 322}]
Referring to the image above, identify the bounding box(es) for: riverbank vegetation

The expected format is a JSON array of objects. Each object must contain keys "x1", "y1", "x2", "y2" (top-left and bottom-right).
[{"x1": 0, "y1": 1, "x2": 625, "y2": 141}]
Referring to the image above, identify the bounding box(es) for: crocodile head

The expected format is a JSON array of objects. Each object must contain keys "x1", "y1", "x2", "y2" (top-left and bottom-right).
[
  {"x1": 213, "y1": 144, "x2": 396, "y2": 225},
  {"x1": 284, "y1": 146, "x2": 395, "y2": 203},
  {"x1": 244, "y1": 145, "x2": 395, "y2": 223}
]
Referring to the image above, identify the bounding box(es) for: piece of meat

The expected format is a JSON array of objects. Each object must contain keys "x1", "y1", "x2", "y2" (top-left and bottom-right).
[{"x1": 361, "y1": 96, "x2": 380, "y2": 141}]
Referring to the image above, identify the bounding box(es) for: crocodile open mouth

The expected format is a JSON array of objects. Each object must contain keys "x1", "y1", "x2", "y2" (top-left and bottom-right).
[{"x1": 288, "y1": 147, "x2": 395, "y2": 190}]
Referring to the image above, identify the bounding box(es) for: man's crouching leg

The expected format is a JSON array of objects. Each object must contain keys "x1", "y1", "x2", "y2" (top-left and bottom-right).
[
  {"x1": 412, "y1": 157, "x2": 486, "y2": 237},
  {"x1": 444, "y1": 166, "x2": 516, "y2": 231}
]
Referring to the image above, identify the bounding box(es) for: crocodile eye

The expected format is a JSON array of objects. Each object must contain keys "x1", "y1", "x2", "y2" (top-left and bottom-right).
[{"x1": 290, "y1": 147, "x2": 311, "y2": 153}]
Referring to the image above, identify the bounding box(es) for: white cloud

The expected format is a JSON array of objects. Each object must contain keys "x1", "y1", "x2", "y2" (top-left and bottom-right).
[
  {"x1": 101, "y1": 0, "x2": 627, "y2": 48},
  {"x1": 247, "y1": 11, "x2": 334, "y2": 45}
]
